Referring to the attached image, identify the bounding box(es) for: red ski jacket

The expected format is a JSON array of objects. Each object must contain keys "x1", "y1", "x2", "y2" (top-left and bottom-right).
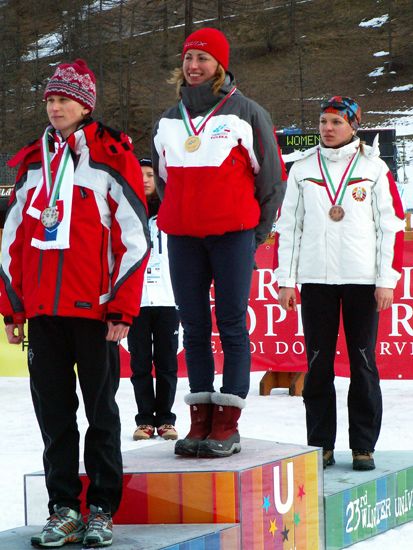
[{"x1": 0, "y1": 121, "x2": 150, "y2": 326}]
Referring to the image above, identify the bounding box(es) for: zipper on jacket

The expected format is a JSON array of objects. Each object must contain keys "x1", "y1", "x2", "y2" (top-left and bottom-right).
[
  {"x1": 99, "y1": 226, "x2": 107, "y2": 295},
  {"x1": 37, "y1": 251, "x2": 43, "y2": 285}
]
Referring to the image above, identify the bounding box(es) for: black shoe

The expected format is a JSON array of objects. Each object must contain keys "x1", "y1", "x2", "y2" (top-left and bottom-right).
[
  {"x1": 197, "y1": 432, "x2": 241, "y2": 458},
  {"x1": 352, "y1": 450, "x2": 375, "y2": 471},
  {"x1": 175, "y1": 437, "x2": 201, "y2": 457},
  {"x1": 323, "y1": 449, "x2": 335, "y2": 469}
]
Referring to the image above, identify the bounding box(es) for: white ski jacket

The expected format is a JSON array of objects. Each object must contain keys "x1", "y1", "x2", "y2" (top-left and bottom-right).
[
  {"x1": 140, "y1": 215, "x2": 176, "y2": 307},
  {"x1": 274, "y1": 138, "x2": 405, "y2": 289}
]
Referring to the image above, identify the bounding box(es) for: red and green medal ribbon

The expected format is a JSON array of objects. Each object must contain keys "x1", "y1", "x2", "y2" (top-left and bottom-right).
[
  {"x1": 179, "y1": 86, "x2": 237, "y2": 151},
  {"x1": 317, "y1": 148, "x2": 361, "y2": 209}
]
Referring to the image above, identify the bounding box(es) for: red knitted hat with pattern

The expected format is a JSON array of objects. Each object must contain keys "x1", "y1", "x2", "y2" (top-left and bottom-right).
[
  {"x1": 44, "y1": 59, "x2": 96, "y2": 112},
  {"x1": 182, "y1": 27, "x2": 230, "y2": 71}
]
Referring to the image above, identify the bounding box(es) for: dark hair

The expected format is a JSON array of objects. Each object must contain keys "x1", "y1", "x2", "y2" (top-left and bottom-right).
[{"x1": 139, "y1": 157, "x2": 152, "y2": 167}]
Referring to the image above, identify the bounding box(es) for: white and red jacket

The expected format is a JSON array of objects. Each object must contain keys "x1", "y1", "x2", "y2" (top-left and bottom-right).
[
  {"x1": 0, "y1": 121, "x2": 150, "y2": 326},
  {"x1": 274, "y1": 138, "x2": 405, "y2": 288},
  {"x1": 152, "y1": 74, "x2": 285, "y2": 246}
]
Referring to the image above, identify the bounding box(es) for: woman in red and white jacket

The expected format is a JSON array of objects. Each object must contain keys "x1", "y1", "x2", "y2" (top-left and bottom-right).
[
  {"x1": 0, "y1": 59, "x2": 149, "y2": 548},
  {"x1": 152, "y1": 27, "x2": 285, "y2": 458}
]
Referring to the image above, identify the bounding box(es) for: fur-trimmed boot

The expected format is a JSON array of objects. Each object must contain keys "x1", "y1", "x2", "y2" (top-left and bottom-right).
[
  {"x1": 198, "y1": 392, "x2": 246, "y2": 458},
  {"x1": 175, "y1": 392, "x2": 213, "y2": 457}
]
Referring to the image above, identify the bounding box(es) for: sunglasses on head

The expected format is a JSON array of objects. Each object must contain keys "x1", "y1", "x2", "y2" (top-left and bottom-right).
[{"x1": 321, "y1": 100, "x2": 357, "y2": 118}]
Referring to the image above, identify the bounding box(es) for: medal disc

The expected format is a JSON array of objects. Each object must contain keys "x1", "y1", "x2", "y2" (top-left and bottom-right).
[
  {"x1": 329, "y1": 205, "x2": 345, "y2": 222},
  {"x1": 184, "y1": 136, "x2": 201, "y2": 152},
  {"x1": 41, "y1": 206, "x2": 59, "y2": 228}
]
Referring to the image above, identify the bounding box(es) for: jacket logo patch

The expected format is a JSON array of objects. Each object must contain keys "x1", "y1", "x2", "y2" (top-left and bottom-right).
[
  {"x1": 74, "y1": 301, "x2": 92, "y2": 309},
  {"x1": 352, "y1": 186, "x2": 367, "y2": 202},
  {"x1": 211, "y1": 123, "x2": 231, "y2": 140}
]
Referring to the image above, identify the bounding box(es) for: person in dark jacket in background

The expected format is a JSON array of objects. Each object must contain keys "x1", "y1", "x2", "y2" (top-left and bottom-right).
[
  {"x1": 0, "y1": 59, "x2": 149, "y2": 547},
  {"x1": 152, "y1": 27, "x2": 285, "y2": 458}
]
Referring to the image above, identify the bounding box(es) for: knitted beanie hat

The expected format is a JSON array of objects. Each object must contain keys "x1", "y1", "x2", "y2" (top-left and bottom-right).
[
  {"x1": 44, "y1": 59, "x2": 96, "y2": 112},
  {"x1": 320, "y1": 96, "x2": 362, "y2": 130},
  {"x1": 182, "y1": 27, "x2": 230, "y2": 71}
]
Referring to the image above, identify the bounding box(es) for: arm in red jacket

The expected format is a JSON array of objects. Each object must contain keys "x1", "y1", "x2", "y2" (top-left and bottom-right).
[
  {"x1": 90, "y1": 128, "x2": 150, "y2": 326},
  {"x1": 0, "y1": 145, "x2": 41, "y2": 326}
]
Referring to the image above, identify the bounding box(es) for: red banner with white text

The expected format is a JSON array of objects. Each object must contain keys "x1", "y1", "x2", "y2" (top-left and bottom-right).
[{"x1": 120, "y1": 238, "x2": 413, "y2": 379}]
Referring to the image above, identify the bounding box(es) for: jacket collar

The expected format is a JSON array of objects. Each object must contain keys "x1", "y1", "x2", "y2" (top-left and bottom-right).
[
  {"x1": 180, "y1": 72, "x2": 236, "y2": 116},
  {"x1": 319, "y1": 137, "x2": 360, "y2": 162}
]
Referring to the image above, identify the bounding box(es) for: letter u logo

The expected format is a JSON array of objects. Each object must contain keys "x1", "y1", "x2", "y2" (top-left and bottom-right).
[{"x1": 273, "y1": 462, "x2": 294, "y2": 514}]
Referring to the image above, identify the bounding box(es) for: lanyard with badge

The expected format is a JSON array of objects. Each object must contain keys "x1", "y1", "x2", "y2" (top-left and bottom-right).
[{"x1": 146, "y1": 218, "x2": 162, "y2": 285}]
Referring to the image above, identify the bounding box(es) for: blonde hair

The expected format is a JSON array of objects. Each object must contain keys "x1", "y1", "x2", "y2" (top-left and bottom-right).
[{"x1": 168, "y1": 65, "x2": 226, "y2": 99}]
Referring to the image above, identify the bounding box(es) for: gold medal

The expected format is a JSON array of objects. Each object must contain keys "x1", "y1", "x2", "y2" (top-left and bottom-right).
[
  {"x1": 41, "y1": 206, "x2": 59, "y2": 228},
  {"x1": 184, "y1": 136, "x2": 201, "y2": 153},
  {"x1": 329, "y1": 205, "x2": 345, "y2": 222}
]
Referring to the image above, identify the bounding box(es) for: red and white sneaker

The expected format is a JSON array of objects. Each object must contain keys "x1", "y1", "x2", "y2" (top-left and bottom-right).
[
  {"x1": 133, "y1": 425, "x2": 155, "y2": 440},
  {"x1": 157, "y1": 424, "x2": 178, "y2": 440}
]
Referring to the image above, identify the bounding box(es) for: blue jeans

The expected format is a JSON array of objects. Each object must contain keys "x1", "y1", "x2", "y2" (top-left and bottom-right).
[{"x1": 168, "y1": 230, "x2": 255, "y2": 398}]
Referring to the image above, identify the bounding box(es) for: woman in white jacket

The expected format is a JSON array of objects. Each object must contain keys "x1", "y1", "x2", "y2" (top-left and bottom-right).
[
  {"x1": 275, "y1": 96, "x2": 405, "y2": 471},
  {"x1": 128, "y1": 158, "x2": 179, "y2": 442}
]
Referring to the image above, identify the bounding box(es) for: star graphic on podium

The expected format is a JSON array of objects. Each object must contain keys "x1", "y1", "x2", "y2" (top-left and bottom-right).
[
  {"x1": 262, "y1": 495, "x2": 271, "y2": 513},
  {"x1": 294, "y1": 512, "x2": 301, "y2": 525},
  {"x1": 269, "y1": 518, "x2": 278, "y2": 537},
  {"x1": 281, "y1": 524, "x2": 290, "y2": 541},
  {"x1": 297, "y1": 484, "x2": 306, "y2": 500}
]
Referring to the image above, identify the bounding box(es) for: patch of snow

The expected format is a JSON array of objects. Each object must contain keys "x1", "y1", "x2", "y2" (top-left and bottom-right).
[
  {"x1": 369, "y1": 66, "x2": 385, "y2": 77},
  {"x1": 22, "y1": 33, "x2": 62, "y2": 62},
  {"x1": 359, "y1": 14, "x2": 389, "y2": 28},
  {"x1": 388, "y1": 84, "x2": 413, "y2": 92},
  {"x1": 374, "y1": 51, "x2": 389, "y2": 57}
]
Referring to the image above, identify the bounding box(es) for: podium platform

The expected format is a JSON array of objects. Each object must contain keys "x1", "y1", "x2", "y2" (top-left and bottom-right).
[
  {"x1": 324, "y1": 450, "x2": 413, "y2": 549},
  {"x1": 0, "y1": 524, "x2": 241, "y2": 550},
  {"x1": 24, "y1": 438, "x2": 323, "y2": 549},
  {"x1": 15, "y1": 442, "x2": 413, "y2": 549}
]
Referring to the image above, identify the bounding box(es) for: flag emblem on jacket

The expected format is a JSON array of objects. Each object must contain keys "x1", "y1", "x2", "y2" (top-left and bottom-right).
[{"x1": 352, "y1": 186, "x2": 367, "y2": 202}]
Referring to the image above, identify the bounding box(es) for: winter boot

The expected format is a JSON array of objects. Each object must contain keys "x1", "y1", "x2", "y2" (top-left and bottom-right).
[
  {"x1": 175, "y1": 392, "x2": 213, "y2": 457},
  {"x1": 323, "y1": 449, "x2": 335, "y2": 469},
  {"x1": 198, "y1": 392, "x2": 246, "y2": 458},
  {"x1": 352, "y1": 450, "x2": 375, "y2": 471}
]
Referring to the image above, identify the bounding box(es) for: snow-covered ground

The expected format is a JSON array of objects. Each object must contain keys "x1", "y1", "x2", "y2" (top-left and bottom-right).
[{"x1": 1, "y1": 372, "x2": 413, "y2": 549}]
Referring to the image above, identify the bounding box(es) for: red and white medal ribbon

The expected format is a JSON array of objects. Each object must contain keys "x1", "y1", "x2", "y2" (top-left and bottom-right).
[
  {"x1": 317, "y1": 148, "x2": 361, "y2": 221},
  {"x1": 28, "y1": 126, "x2": 75, "y2": 249},
  {"x1": 179, "y1": 86, "x2": 237, "y2": 152}
]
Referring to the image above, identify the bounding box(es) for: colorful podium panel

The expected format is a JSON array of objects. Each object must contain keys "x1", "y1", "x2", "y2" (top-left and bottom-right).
[
  {"x1": 324, "y1": 450, "x2": 413, "y2": 549},
  {"x1": 24, "y1": 438, "x2": 323, "y2": 550}
]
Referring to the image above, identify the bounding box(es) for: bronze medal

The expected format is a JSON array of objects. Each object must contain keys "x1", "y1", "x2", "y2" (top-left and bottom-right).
[
  {"x1": 329, "y1": 205, "x2": 345, "y2": 222},
  {"x1": 41, "y1": 206, "x2": 59, "y2": 228},
  {"x1": 184, "y1": 135, "x2": 201, "y2": 153}
]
